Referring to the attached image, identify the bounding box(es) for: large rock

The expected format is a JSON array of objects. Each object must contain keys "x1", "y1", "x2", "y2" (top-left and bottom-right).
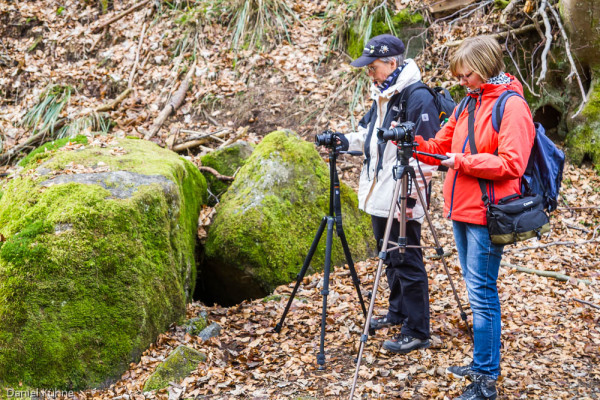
[
  {"x1": 143, "y1": 345, "x2": 206, "y2": 392},
  {"x1": 200, "y1": 141, "x2": 254, "y2": 204},
  {"x1": 203, "y1": 130, "x2": 376, "y2": 305},
  {"x1": 0, "y1": 137, "x2": 206, "y2": 389}
]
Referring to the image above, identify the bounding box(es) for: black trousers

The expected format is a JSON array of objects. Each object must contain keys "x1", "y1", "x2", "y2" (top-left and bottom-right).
[{"x1": 371, "y1": 215, "x2": 430, "y2": 340}]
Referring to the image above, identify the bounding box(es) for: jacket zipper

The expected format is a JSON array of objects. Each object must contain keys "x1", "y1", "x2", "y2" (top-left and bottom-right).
[
  {"x1": 447, "y1": 93, "x2": 482, "y2": 218},
  {"x1": 447, "y1": 135, "x2": 470, "y2": 218}
]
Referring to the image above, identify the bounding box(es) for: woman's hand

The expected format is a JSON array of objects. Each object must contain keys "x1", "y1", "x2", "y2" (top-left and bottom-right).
[
  {"x1": 395, "y1": 207, "x2": 413, "y2": 221},
  {"x1": 441, "y1": 153, "x2": 462, "y2": 169}
]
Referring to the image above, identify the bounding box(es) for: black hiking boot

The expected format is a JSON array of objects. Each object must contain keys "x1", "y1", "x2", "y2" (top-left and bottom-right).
[
  {"x1": 382, "y1": 333, "x2": 430, "y2": 354},
  {"x1": 454, "y1": 373, "x2": 497, "y2": 400},
  {"x1": 369, "y1": 316, "x2": 401, "y2": 331},
  {"x1": 446, "y1": 362, "x2": 474, "y2": 380}
]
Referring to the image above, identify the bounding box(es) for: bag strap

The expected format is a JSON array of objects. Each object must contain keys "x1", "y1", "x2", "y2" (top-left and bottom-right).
[
  {"x1": 466, "y1": 97, "x2": 490, "y2": 206},
  {"x1": 454, "y1": 96, "x2": 470, "y2": 121},
  {"x1": 492, "y1": 90, "x2": 523, "y2": 133}
]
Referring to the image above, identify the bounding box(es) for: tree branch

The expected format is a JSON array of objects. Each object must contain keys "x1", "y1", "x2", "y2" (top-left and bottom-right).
[
  {"x1": 197, "y1": 166, "x2": 234, "y2": 182},
  {"x1": 572, "y1": 298, "x2": 600, "y2": 310},
  {"x1": 92, "y1": 0, "x2": 152, "y2": 33},
  {"x1": 535, "y1": 0, "x2": 552, "y2": 85},
  {"x1": 501, "y1": 261, "x2": 593, "y2": 285},
  {"x1": 128, "y1": 23, "x2": 147, "y2": 89},
  {"x1": 95, "y1": 88, "x2": 132, "y2": 112},
  {"x1": 145, "y1": 64, "x2": 196, "y2": 140}
]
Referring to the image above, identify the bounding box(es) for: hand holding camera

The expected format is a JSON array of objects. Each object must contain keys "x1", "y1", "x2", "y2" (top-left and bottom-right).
[{"x1": 315, "y1": 130, "x2": 350, "y2": 153}]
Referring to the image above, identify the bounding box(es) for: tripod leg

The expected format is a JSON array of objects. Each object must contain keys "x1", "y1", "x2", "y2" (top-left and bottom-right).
[
  {"x1": 317, "y1": 217, "x2": 335, "y2": 369},
  {"x1": 336, "y1": 227, "x2": 367, "y2": 316},
  {"x1": 349, "y1": 177, "x2": 403, "y2": 399},
  {"x1": 409, "y1": 173, "x2": 473, "y2": 341},
  {"x1": 275, "y1": 216, "x2": 328, "y2": 333}
]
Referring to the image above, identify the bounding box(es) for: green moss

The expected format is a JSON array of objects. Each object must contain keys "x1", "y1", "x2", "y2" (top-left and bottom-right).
[
  {"x1": 566, "y1": 72, "x2": 600, "y2": 167},
  {"x1": 200, "y1": 142, "x2": 253, "y2": 205},
  {"x1": 18, "y1": 135, "x2": 88, "y2": 169},
  {"x1": 0, "y1": 139, "x2": 207, "y2": 389},
  {"x1": 205, "y1": 131, "x2": 375, "y2": 296},
  {"x1": 347, "y1": 9, "x2": 425, "y2": 59},
  {"x1": 183, "y1": 316, "x2": 208, "y2": 336},
  {"x1": 448, "y1": 84, "x2": 466, "y2": 102},
  {"x1": 143, "y1": 345, "x2": 206, "y2": 391}
]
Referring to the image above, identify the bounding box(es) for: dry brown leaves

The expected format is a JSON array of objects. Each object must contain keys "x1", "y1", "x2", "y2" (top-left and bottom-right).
[{"x1": 70, "y1": 163, "x2": 600, "y2": 400}]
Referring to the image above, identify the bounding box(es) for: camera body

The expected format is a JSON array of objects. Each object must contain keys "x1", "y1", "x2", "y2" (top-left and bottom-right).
[
  {"x1": 315, "y1": 130, "x2": 340, "y2": 147},
  {"x1": 376, "y1": 121, "x2": 416, "y2": 143}
]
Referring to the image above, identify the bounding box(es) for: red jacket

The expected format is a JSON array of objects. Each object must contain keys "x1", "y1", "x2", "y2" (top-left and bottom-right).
[{"x1": 415, "y1": 74, "x2": 535, "y2": 225}]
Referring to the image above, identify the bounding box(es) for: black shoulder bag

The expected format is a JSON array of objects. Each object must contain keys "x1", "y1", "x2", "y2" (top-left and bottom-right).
[{"x1": 466, "y1": 98, "x2": 550, "y2": 245}]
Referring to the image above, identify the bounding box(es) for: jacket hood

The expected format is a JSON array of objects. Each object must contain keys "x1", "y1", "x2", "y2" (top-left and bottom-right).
[{"x1": 369, "y1": 58, "x2": 422, "y2": 100}]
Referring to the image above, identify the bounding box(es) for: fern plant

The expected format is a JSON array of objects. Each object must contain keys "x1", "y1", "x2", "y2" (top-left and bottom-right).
[
  {"x1": 226, "y1": 0, "x2": 299, "y2": 50},
  {"x1": 21, "y1": 85, "x2": 73, "y2": 137}
]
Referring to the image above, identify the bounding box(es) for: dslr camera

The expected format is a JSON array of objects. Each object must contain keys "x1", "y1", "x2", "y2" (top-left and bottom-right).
[
  {"x1": 315, "y1": 130, "x2": 341, "y2": 147},
  {"x1": 377, "y1": 121, "x2": 415, "y2": 143}
]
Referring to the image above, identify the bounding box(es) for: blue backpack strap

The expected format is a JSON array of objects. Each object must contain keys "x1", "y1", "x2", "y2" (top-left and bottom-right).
[
  {"x1": 454, "y1": 96, "x2": 470, "y2": 120},
  {"x1": 492, "y1": 90, "x2": 524, "y2": 132}
]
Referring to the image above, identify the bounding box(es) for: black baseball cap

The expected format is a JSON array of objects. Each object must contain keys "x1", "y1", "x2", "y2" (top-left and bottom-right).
[{"x1": 350, "y1": 34, "x2": 406, "y2": 68}]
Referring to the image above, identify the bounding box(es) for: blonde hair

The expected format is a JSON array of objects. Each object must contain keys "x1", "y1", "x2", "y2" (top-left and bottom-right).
[{"x1": 450, "y1": 36, "x2": 505, "y2": 81}]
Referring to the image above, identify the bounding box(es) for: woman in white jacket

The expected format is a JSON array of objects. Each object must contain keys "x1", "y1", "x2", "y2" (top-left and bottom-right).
[{"x1": 343, "y1": 34, "x2": 440, "y2": 353}]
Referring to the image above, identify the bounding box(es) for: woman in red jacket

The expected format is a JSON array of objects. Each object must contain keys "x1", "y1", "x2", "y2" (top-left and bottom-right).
[{"x1": 415, "y1": 36, "x2": 535, "y2": 400}]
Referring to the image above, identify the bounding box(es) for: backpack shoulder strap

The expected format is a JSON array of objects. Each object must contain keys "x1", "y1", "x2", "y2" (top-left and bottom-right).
[
  {"x1": 492, "y1": 90, "x2": 524, "y2": 133},
  {"x1": 454, "y1": 96, "x2": 471, "y2": 120},
  {"x1": 396, "y1": 81, "x2": 428, "y2": 122}
]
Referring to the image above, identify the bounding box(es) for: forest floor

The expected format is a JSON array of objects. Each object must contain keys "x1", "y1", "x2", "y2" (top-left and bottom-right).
[
  {"x1": 1, "y1": 0, "x2": 599, "y2": 399},
  {"x1": 80, "y1": 163, "x2": 600, "y2": 400}
]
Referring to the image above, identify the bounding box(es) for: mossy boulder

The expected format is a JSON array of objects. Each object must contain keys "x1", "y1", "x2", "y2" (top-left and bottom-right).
[
  {"x1": 200, "y1": 141, "x2": 254, "y2": 205},
  {"x1": 566, "y1": 73, "x2": 600, "y2": 170},
  {"x1": 0, "y1": 137, "x2": 207, "y2": 390},
  {"x1": 143, "y1": 345, "x2": 206, "y2": 391},
  {"x1": 203, "y1": 130, "x2": 376, "y2": 305}
]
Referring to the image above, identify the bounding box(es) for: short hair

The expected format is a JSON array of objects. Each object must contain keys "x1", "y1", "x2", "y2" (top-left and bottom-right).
[
  {"x1": 450, "y1": 36, "x2": 504, "y2": 81},
  {"x1": 380, "y1": 54, "x2": 405, "y2": 67}
]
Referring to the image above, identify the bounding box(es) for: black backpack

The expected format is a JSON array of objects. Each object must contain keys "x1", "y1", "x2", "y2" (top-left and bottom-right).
[{"x1": 399, "y1": 82, "x2": 457, "y2": 127}]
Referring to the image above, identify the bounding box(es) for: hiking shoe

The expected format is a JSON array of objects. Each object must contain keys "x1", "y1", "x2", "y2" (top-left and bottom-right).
[
  {"x1": 454, "y1": 373, "x2": 497, "y2": 400},
  {"x1": 369, "y1": 316, "x2": 401, "y2": 331},
  {"x1": 382, "y1": 334, "x2": 430, "y2": 354},
  {"x1": 446, "y1": 362, "x2": 474, "y2": 380}
]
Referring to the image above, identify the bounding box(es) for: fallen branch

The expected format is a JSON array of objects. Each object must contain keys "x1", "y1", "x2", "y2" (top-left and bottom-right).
[
  {"x1": 572, "y1": 298, "x2": 600, "y2": 310},
  {"x1": 197, "y1": 166, "x2": 234, "y2": 182},
  {"x1": 95, "y1": 88, "x2": 132, "y2": 112},
  {"x1": 503, "y1": 237, "x2": 600, "y2": 253},
  {"x1": 535, "y1": 0, "x2": 552, "y2": 84},
  {"x1": 499, "y1": 0, "x2": 523, "y2": 24},
  {"x1": 218, "y1": 127, "x2": 248, "y2": 149},
  {"x1": 172, "y1": 129, "x2": 230, "y2": 152},
  {"x1": 0, "y1": 117, "x2": 72, "y2": 165},
  {"x1": 128, "y1": 23, "x2": 147, "y2": 88},
  {"x1": 501, "y1": 261, "x2": 593, "y2": 286},
  {"x1": 446, "y1": 24, "x2": 536, "y2": 47},
  {"x1": 145, "y1": 64, "x2": 196, "y2": 140},
  {"x1": 558, "y1": 206, "x2": 600, "y2": 211},
  {"x1": 92, "y1": 0, "x2": 151, "y2": 33}
]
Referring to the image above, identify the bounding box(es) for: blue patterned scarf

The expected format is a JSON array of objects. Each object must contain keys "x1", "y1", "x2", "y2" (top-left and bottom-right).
[
  {"x1": 467, "y1": 72, "x2": 511, "y2": 94},
  {"x1": 377, "y1": 63, "x2": 407, "y2": 92}
]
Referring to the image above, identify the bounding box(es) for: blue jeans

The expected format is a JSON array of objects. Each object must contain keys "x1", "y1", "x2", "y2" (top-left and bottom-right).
[{"x1": 452, "y1": 221, "x2": 504, "y2": 379}]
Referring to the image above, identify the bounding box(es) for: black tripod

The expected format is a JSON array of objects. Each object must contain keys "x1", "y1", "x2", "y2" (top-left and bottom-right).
[
  {"x1": 274, "y1": 144, "x2": 367, "y2": 370},
  {"x1": 348, "y1": 140, "x2": 473, "y2": 399}
]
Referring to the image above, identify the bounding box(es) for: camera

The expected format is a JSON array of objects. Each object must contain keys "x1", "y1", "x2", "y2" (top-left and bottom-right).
[
  {"x1": 377, "y1": 121, "x2": 416, "y2": 143},
  {"x1": 315, "y1": 130, "x2": 340, "y2": 147}
]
